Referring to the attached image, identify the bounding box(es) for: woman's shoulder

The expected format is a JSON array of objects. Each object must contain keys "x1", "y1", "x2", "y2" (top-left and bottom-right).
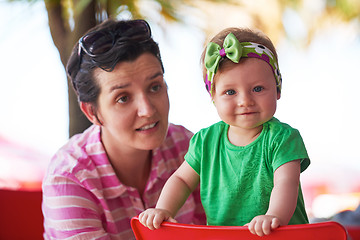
[
  {"x1": 167, "y1": 123, "x2": 193, "y2": 139},
  {"x1": 43, "y1": 125, "x2": 120, "y2": 200},
  {"x1": 153, "y1": 124, "x2": 194, "y2": 169},
  {"x1": 46, "y1": 125, "x2": 105, "y2": 177},
  {"x1": 160, "y1": 123, "x2": 192, "y2": 152}
]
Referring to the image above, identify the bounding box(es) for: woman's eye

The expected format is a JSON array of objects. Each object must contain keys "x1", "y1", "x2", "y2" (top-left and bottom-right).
[
  {"x1": 117, "y1": 95, "x2": 128, "y2": 103},
  {"x1": 150, "y1": 84, "x2": 161, "y2": 93},
  {"x1": 225, "y1": 89, "x2": 236, "y2": 95},
  {"x1": 253, "y1": 86, "x2": 264, "y2": 92}
]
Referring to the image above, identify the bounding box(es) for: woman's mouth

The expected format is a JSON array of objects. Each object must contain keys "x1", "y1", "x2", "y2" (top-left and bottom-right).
[{"x1": 136, "y1": 122, "x2": 158, "y2": 131}]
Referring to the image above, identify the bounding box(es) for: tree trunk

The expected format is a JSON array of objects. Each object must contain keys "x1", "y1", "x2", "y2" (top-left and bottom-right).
[{"x1": 45, "y1": 0, "x2": 97, "y2": 137}]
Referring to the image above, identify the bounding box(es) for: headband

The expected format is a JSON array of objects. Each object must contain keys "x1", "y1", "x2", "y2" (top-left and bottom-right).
[{"x1": 204, "y1": 32, "x2": 282, "y2": 97}]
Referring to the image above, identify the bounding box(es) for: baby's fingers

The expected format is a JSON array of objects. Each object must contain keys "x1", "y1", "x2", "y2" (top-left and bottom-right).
[
  {"x1": 167, "y1": 217, "x2": 178, "y2": 223},
  {"x1": 254, "y1": 220, "x2": 266, "y2": 236},
  {"x1": 271, "y1": 217, "x2": 280, "y2": 229},
  {"x1": 247, "y1": 220, "x2": 256, "y2": 235},
  {"x1": 138, "y1": 210, "x2": 157, "y2": 230},
  {"x1": 153, "y1": 214, "x2": 166, "y2": 229},
  {"x1": 247, "y1": 217, "x2": 270, "y2": 236},
  {"x1": 262, "y1": 220, "x2": 272, "y2": 235},
  {"x1": 145, "y1": 214, "x2": 158, "y2": 230},
  {"x1": 138, "y1": 212, "x2": 148, "y2": 226},
  {"x1": 152, "y1": 212, "x2": 176, "y2": 229}
]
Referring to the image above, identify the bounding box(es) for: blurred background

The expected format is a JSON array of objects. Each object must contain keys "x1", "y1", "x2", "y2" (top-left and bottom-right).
[{"x1": 1, "y1": 0, "x2": 360, "y2": 222}]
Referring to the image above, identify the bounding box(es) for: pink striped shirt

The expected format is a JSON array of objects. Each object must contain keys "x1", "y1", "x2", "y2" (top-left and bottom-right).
[{"x1": 42, "y1": 124, "x2": 205, "y2": 239}]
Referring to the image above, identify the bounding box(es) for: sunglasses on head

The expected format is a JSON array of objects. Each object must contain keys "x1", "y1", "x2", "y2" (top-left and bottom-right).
[{"x1": 78, "y1": 19, "x2": 152, "y2": 58}]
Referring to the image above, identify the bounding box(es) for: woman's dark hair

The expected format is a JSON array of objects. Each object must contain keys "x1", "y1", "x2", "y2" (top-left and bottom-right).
[{"x1": 66, "y1": 19, "x2": 164, "y2": 105}]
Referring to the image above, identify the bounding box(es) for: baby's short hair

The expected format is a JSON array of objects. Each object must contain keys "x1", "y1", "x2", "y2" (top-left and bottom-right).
[{"x1": 200, "y1": 28, "x2": 279, "y2": 93}]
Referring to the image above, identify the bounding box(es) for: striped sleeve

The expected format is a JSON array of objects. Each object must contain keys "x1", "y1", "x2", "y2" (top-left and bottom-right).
[{"x1": 42, "y1": 173, "x2": 111, "y2": 240}]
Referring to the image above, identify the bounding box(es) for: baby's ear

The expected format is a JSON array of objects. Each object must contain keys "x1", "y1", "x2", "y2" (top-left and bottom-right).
[{"x1": 277, "y1": 91, "x2": 281, "y2": 100}]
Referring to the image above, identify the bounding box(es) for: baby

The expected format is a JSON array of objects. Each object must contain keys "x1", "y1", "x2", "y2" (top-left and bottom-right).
[{"x1": 139, "y1": 27, "x2": 310, "y2": 237}]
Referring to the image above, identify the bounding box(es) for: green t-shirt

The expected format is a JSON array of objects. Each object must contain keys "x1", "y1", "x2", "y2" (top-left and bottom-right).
[{"x1": 185, "y1": 117, "x2": 310, "y2": 226}]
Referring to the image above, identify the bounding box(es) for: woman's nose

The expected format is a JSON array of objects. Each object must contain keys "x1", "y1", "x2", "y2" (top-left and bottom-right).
[{"x1": 137, "y1": 94, "x2": 156, "y2": 117}]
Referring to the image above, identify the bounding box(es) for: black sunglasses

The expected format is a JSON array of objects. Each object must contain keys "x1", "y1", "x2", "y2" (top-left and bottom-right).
[{"x1": 78, "y1": 19, "x2": 152, "y2": 58}]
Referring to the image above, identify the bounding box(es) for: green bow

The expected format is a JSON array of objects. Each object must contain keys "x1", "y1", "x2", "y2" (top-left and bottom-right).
[
  {"x1": 203, "y1": 33, "x2": 282, "y2": 97},
  {"x1": 204, "y1": 32, "x2": 242, "y2": 74}
]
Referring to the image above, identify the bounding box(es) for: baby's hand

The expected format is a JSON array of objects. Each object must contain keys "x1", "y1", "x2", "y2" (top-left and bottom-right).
[
  {"x1": 246, "y1": 215, "x2": 280, "y2": 236},
  {"x1": 139, "y1": 208, "x2": 177, "y2": 230}
]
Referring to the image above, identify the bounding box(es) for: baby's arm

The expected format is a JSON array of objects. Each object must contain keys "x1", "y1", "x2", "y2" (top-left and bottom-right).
[
  {"x1": 247, "y1": 159, "x2": 301, "y2": 236},
  {"x1": 139, "y1": 161, "x2": 200, "y2": 230}
]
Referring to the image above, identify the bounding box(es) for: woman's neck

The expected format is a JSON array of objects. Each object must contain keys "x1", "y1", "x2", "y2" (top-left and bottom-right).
[{"x1": 101, "y1": 132, "x2": 152, "y2": 196}]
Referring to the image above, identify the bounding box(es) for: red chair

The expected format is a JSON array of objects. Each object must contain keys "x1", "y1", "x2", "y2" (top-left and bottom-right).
[
  {"x1": 131, "y1": 216, "x2": 347, "y2": 240},
  {"x1": 346, "y1": 226, "x2": 360, "y2": 240},
  {"x1": 0, "y1": 188, "x2": 43, "y2": 240}
]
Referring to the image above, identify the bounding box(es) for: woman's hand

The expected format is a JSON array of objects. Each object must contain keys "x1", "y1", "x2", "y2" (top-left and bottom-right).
[
  {"x1": 246, "y1": 215, "x2": 280, "y2": 236},
  {"x1": 139, "y1": 208, "x2": 177, "y2": 230}
]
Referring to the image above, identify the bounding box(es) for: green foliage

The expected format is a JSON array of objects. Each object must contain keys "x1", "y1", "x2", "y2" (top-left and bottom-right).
[{"x1": 326, "y1": 0, "x2": 360, "y2": 20}]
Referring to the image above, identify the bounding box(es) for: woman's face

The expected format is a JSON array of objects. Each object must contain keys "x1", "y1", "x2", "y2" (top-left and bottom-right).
[{"x1": 93, "y1": 53, "x2": 169, "y2": 152}]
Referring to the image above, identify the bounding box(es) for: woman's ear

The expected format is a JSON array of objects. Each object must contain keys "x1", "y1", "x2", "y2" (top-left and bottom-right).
[
  {"x1": 277, "y1": 91, "x2": 281, "y2": 100},
  {"x1": 80, "y1": 102, "x2": 103, "y2": 125}
]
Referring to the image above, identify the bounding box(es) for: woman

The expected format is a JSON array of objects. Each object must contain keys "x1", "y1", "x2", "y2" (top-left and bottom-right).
[{"x1": 42, "y1": 19, "x2": 205, "y2": 240}]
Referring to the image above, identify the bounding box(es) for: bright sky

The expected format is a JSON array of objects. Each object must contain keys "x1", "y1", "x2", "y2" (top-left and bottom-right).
[
  {"x1": 1, "y1": 1, "x2": 360, "y2": 214},
  {"x1": 0, "y1": 2, "x2": 68, "y2": 155}
]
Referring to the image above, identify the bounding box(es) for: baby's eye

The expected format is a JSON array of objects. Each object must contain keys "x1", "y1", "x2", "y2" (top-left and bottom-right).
[
  {"x1": 225, "y1": 89, "x2": 236, "y2": 95},
  {"x1": 253, "y1": 86, "x2": 264, "y2": 92},
  {"x1": 117, "y1": 95, "x2": 129, "y2": 103}
]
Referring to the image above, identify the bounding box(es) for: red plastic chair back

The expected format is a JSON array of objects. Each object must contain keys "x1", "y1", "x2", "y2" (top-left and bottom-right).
[
  {"x1": 346, "y1": 226, "x2": 360, "y2": 240},
  {"x1": 131, "y1": 217, "x2": 347, "y2": 240},
  {"x1": 0, "y1": 189, "x2": 43, "y2": 240}
]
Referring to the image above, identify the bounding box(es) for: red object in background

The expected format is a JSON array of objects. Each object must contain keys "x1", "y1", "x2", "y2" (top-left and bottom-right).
[
  {"x1": 0, "y1": 135, "x2": 46, "y2": 238},
  {"x1": 131, "y1": 217, "x2": 347, "y2": 240},
  {"x1": 0, "y1": 135, "x2": 49, "y2": 190},
  {"x1": 0, "y1": 189, "x2": 43, "y2": 240},
  {"x1": 346, "y1": 226, "x2": 360, "y2": 240}
]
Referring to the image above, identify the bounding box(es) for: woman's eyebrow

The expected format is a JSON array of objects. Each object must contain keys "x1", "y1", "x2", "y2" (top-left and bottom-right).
[
  {"x1": 148, "y1": 72, "x2": 163, "y2": 80},
  {"x1": 109, "y1": 83, "x2": 131, "y2": 93},
  {"x1": 108, "y1": 72, "x2": 163, "y2": 93}
]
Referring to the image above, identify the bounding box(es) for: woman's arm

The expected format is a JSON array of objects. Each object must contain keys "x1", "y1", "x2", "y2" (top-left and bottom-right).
[
  {"x1": 42, "y1": 175, "x2": 111, "y2": 239},
  {"x1": 247, "y1": 160, "x2": 301, "y2": 236},
  {"x1": 139, "y1": 161, "x2": 200, "y2": 229}
]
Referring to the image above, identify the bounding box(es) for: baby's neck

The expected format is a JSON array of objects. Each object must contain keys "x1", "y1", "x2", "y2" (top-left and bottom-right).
[{"x1": 227, "y1": 125, "x2": 263, "y2": 147}]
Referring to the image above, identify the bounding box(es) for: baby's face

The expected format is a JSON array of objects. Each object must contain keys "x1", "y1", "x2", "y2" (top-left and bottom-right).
[{"x1": 213, "y1": 58, "x2": 280, "y2": 132}]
